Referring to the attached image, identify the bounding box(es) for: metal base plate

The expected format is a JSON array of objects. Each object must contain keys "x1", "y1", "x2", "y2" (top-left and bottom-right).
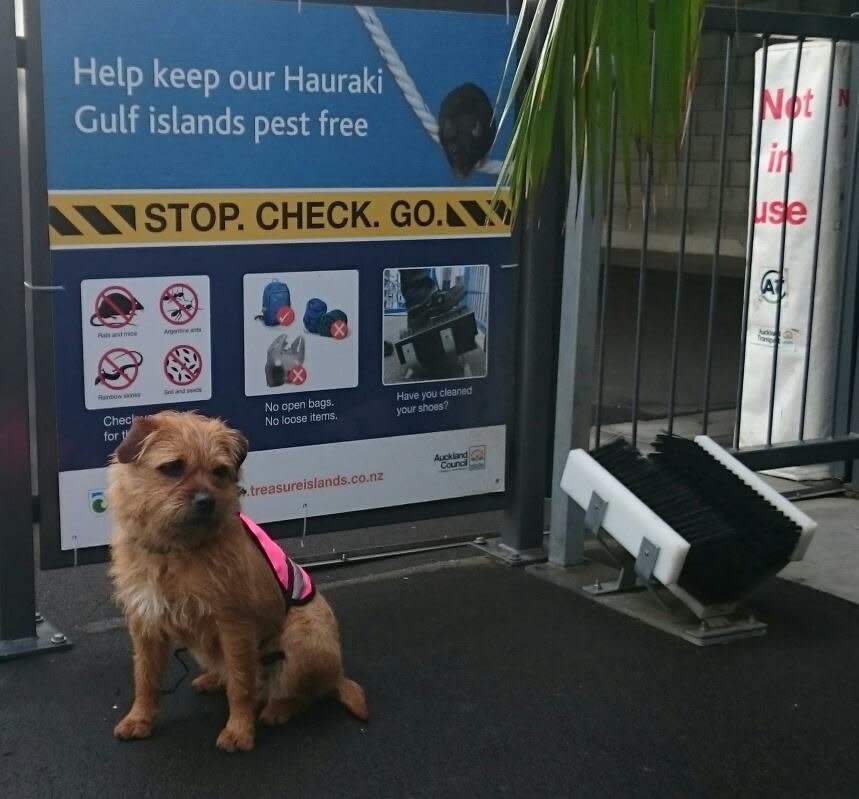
[
  {"x1": 582, "y1": 574, "x2": 645, "y2": 596},
  {"x1": 681, "y1": 616, "x2": 768, "y2": 647},
  {"x1": 0, "y1": 617, "x2": 72, "y2": 662},
  {"x1": 527, "y1": 560, "x2": 768, "y2": 647},
  {"x1": 472, "y1": 538, "x2": 547, "y2": 567}
]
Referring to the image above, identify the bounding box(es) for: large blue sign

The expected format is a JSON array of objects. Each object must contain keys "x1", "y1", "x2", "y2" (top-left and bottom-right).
[
  {"x1": 42, "y1": 0, "x2": 509, "y2": 189},
  {"x1": 38, "y1": 0, "x2": 515, "y2": 552}
]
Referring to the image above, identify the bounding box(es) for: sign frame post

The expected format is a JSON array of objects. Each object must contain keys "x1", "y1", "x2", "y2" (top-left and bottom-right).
[{"x1": 0, "y1": 0, "x2": 70, "y2": 661}]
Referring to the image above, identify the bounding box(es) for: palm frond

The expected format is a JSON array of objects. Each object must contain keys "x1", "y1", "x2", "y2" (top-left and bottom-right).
[{"x1": 496, "y1": 0, "x2": 705, "y2": 221}]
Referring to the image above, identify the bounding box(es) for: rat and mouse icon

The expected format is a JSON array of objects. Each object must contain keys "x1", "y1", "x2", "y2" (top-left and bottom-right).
[{"x1": 89, "y1": 289, "x2": 144, "y2": 328}]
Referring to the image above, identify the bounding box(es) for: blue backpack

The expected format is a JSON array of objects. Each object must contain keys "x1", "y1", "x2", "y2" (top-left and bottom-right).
[
  {"x1": 259, "y1": 280, "x2": 291, "y2": 326},
  {"x1": 303, "y1": 298, "x2": 327, "y2": 333}
]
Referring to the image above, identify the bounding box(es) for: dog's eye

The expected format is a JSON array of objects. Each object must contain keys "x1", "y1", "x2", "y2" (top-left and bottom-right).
[
  {"x1": 157, "y1": 459, "x2": 185, "y2": 478},
  {"x1": 212, "y1": 465, "x2": 231, "y2": 480}
]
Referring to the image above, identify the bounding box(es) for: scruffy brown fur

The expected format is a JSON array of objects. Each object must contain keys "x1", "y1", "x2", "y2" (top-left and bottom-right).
[{"x1": 107, "y1": 411, "x2": 368, "y2": 752}]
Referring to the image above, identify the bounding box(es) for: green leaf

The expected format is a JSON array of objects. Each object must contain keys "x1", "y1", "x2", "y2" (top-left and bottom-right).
[{"x1": 495, "y1": 0, "x2": 703, "y2": 222}]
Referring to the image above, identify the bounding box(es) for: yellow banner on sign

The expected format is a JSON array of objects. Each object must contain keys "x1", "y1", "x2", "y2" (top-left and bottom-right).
[{"x1": 47, "y1": 190, "x2": 511, "y2": 246}]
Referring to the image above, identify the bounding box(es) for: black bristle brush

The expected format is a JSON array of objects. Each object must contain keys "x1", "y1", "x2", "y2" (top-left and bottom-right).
[{"x1": 560, "y1": 434, "x2": 817, "y2": 604}]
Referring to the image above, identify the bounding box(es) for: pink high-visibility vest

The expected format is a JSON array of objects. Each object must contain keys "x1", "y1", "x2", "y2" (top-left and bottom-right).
[{"x1": 239, "y1": 513, "x2": 314, "y2": 605}]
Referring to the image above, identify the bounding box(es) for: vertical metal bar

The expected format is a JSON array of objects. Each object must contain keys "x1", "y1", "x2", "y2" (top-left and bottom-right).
[
  {"x1": 844, "y1": 29, "x2": 859, "y2": 484},
  {"x1": 766, "y1": 37, "x2": 805, "y2": 445},
  {"x1": 831, "y1": 53, "x2": 859, "y2": 436},
  {"x1": 24, "y1": 0, "x2": 64, "y2": 569},
  {"x1": 734, "y1": 36, "x2": 770, "y2": 449},
  {"x1": 798, "y1": 40, "x2": 837, "y2": 441},
  {"x1": 500, "y1": 126, "x2": 564, "y2": 557},
  {"x1": 702, "y1": 34, "x2": 734, "y2": 434},
  {"x1": 0, "y1": 0, "x2": 37, "y2": 645},
  {"x1": 667, "y1": 92, "x2": 694, "y2": 435},
  {"x1": 594, "y1": 91, "x2": 618, "y2": 448},
  {"x1": 630, "y1": 36, "x2": 657, "y2": 448},
  {"x1": 548, "y1": 146, "x2": 604, "y2": 567},
  {"x1": 844, "y1": 254, "x2": 859, "y2": 440}
]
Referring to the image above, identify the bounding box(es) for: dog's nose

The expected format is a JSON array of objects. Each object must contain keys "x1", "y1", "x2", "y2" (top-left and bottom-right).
[{"x1": 191, "y1": 492, "x2": 215, "y2": 517}]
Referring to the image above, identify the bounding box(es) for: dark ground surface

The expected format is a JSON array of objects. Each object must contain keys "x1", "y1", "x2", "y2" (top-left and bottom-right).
[{"x1": 2, "y1": 551, "x2": 858, "y2": 799}]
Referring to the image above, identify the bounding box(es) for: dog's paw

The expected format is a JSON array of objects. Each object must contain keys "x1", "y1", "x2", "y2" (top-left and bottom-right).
[
  {"x1": 192, "y1": 672, "x2": 224, "y2": 693},
  {"x1": 259, "y1": 699, "x2": 294, "y2": 727},
  {"x1": 216, "y1": 723, "x2": 255, "y2": 753},
  {"x1": 114, "y1": 715, "x2": 153, "y2": 741}
]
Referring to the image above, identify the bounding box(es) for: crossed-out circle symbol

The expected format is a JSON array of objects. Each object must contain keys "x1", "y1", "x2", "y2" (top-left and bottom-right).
[
  {"x1": 287, "y1": 364, "x2": 307, "y2": 385},
  {"x1": 96, "y1": 348, "x2": 141, "y2": 390},
  {"x1": 163, "y1": 344, "x2": 203, "y2": 386},
  {"x1": 160, "y1": 283, "x2": 200, "y2": 326},
  {"x1": 95, "y1": 286, "x2": 139, "y2": 329},
  {"x1": 331, "y1": 319, "x2": 348, "y2": 339}
]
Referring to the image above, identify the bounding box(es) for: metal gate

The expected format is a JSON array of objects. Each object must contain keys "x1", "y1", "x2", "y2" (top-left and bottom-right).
[{"x1": 588, "y1": 6, "x2": 859, "y2": 477}]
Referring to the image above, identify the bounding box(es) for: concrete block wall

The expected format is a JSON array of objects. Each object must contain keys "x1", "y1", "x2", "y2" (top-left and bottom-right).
[
  {"x1": 608, "y1": 0, "x2": 852, "y2": 251},
  {"x1": 596, "y1": 1, "x2": 855, "y2": 419},
  {"x1": 609, "y1": 29, "x2": 757, "y2": 237}
]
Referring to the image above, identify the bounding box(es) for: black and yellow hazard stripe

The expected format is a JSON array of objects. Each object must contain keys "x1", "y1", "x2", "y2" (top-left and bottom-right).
[
  {"x1": 47, "y1": 190, "x2": 511, "y2": 246},
  {"x1": 49, "y1": 203, "x2": 138, "y2": 237}
]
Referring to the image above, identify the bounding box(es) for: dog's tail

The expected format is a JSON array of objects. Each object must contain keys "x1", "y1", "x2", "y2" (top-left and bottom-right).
[{"x1": 336, "y1": 677, "x2": 369, "y2": 721}]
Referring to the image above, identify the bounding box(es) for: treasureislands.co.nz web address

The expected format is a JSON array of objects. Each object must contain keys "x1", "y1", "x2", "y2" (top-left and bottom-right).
[{"x1": 246, "y1": 471, "x2": 385, "y2": 496}]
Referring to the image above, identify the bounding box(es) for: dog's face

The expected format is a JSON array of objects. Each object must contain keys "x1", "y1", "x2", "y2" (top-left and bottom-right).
[{"x1": 107, "y1": 411, "x2": 248, "y2": 546}]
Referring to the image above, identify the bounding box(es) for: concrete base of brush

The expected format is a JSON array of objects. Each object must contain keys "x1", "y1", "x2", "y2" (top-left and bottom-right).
[{"x1": 527, "y1": 558, "x2": 768, "y2": 646}]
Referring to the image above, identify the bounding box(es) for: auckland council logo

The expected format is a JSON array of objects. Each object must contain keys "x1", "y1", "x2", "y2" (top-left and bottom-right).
[
  {"x1": 89, "y1": 489, "x2": 107, "y2": 514},
  {"x1": 435, "y1": 445, "x2": 487, "y2": 472},
  {"x1": 468, "y1": 446, "x2": 486, "y2": 470}
]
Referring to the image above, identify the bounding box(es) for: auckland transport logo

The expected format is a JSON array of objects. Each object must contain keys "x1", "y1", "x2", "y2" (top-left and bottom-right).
[
  {"x1": 435, "y1": 445, "x2": 487, "y2": 472},
  {"x1": 760, "y1": 269, "x2": 787, "y2": 303}
]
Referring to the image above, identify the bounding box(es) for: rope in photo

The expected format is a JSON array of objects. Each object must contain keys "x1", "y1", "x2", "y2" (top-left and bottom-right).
[{"x1": 355, "y1": 6, "x2": 504, "y2": 176}]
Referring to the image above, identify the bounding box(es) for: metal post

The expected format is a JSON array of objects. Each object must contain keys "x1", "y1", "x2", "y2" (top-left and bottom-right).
[
  {"x1": 0, "y1": 1, "x2": 69, "y2": 660},
  {"x1": 483, "y1": 101, "x2": 564, "y2": 568},
  {"x1": 24, "y1": 0, "x2": 65, "y2": 571},
  {"x1": 841, "y1": 31, "x2": 859, "y2": 484},
  {"x1": 0, "y1": 0, "x2": 36, "y2": 652},
  {"x1": 548, "y1": 152, "x2": 604, "y2": 567},
  {"x1": 488, "y1": 158, "x2": 562, "y2": 566}
]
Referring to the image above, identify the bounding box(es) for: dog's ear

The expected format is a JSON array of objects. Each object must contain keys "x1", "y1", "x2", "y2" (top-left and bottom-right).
[
  {"x1": 115, "y1": 416, "x2": 157, "y2": 464},
  {"x1": 228, "y1": 431, "x2": 249, "y2": 469}
]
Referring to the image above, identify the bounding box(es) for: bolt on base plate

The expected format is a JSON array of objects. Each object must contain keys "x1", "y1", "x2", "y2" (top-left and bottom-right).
[
  {"x1": 473, "y1": 537, "x2": 548, "y2": 567},
  {"x1": 0, "y1": 616, "x2": 73, "y2": 662}
]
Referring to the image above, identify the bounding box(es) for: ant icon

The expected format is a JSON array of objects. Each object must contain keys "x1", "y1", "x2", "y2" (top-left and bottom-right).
[{"x1": 160, "y1": 284, "x2": 200, "y2": 325}]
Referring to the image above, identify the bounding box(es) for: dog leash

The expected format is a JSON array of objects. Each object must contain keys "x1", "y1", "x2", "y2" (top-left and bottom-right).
[
  {"x1": 159, "y1": 647, "x2": 286, "y2": 696},
  {"x1": 160, "y1": 647, "x2": 191, "y2": 695}
]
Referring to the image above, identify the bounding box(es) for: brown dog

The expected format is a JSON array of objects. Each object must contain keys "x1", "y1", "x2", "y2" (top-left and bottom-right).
[{"x1": 108, "y1": 411, "x2": 368, "y2": 752}]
